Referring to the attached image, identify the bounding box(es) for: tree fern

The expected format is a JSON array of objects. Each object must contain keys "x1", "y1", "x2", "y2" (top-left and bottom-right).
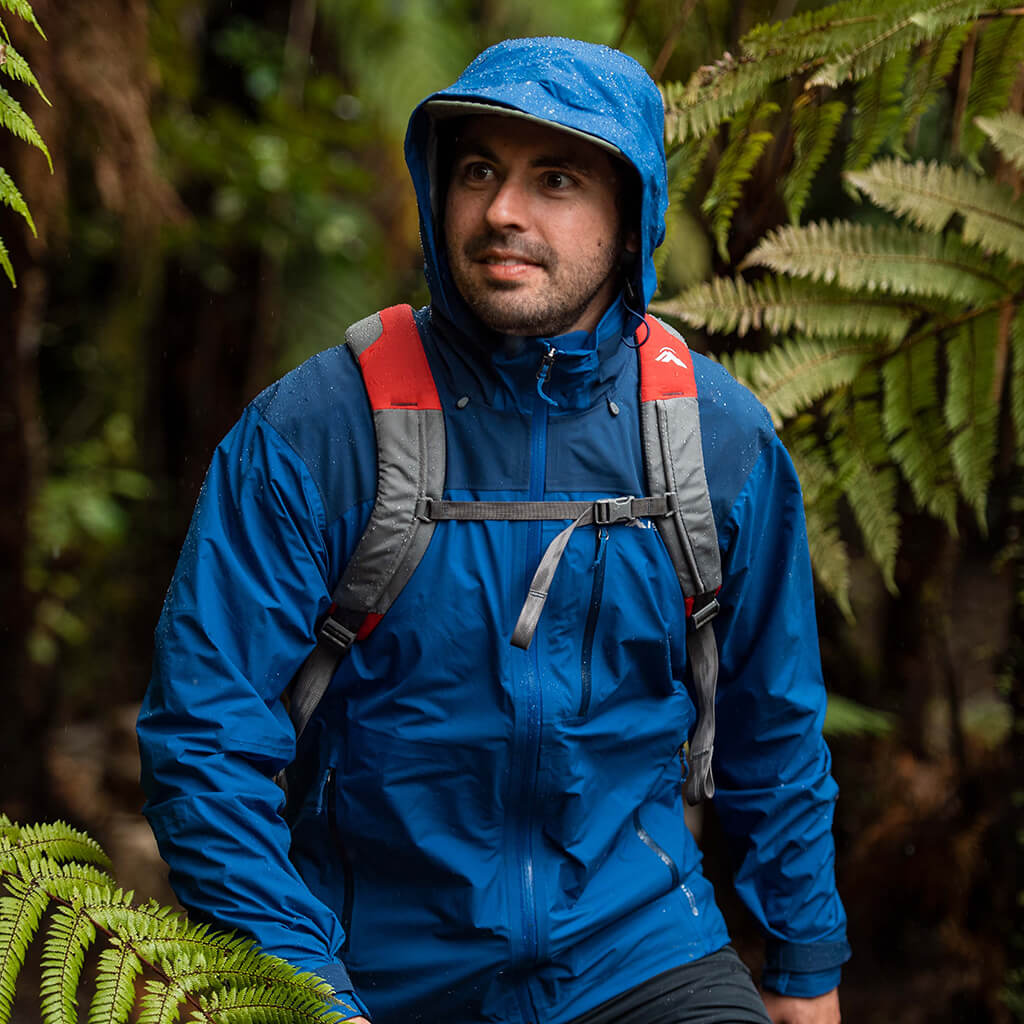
[
  {"x1": 783, "y1": 97, "x2": 846, "y2": 223},
  {"x1": 700, "y1": 99, "x2": 779, "y2": 260},
  {"x1": 0, "y1": 40, "x2": 47, "y2": 102},
  {"x1": 960, "y1": 16, "x2": 1024, "y2": 165},
  {"x1": 946, "y1": 313, "x2": 1001, "y2": 522},
  {"x1": 0, "y1": 0, "x2": 44, "y2": 37},
  {"x1": 846, "y1": 158, "x2": 1024, "y2": 263},
  {"x1": 655, "y1": 274, "x2": 912, "y2": 342},
  {"x1": 976, "y1": 111, "x2": 1024, "y2": 175},
  {"x1": 722, "y1": 335, "x2": 879, "y2": 421},
  {"x1": 843, "y1": 49, "x2": 910, "y2": 174},
  {"x1": 0, "y1": 83, "x2": 49, "y2": 169},
  {"x1": 742, "y1": 221, "x2": 1012, "y2": 304},
  {"x1": 882, "y1": 336, "x2": 959, "y2": 527},
  {"x1": 0, "y1": 816, "x2": 349, "y2": 1024},
  {"x1": 899, "y1": 27, "x2": 972, "y2": 148}
]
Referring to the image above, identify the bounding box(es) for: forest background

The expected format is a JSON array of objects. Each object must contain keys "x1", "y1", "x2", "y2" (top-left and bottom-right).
[{"x1": 1, "y1": 0, "x2": 1021, "y2": 1021}]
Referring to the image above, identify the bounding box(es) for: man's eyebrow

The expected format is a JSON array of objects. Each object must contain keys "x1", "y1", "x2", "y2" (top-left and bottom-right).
[{"x1": 453, "y1": 138, "x2": 598, "y2": 177}]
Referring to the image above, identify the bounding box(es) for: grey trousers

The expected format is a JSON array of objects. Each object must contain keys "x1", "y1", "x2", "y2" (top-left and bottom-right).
[{"x1": 567, "y1": 947, "x2": 773, "y2": 1024}]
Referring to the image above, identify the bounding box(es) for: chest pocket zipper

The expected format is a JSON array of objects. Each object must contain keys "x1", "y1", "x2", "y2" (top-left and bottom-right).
[{"x1": 579, "y1": 527, "x2": 608, "y2": 717}]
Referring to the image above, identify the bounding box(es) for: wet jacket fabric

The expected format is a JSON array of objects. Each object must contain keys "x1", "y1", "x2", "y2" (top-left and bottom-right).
[{"x1": 138, "y1": 37, "x2": 849, "y2": 1024}]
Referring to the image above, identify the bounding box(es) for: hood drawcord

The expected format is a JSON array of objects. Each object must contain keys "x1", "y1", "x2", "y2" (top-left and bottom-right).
[
  {"x1": 622, "y1": 279, "x2": 651, "y2": 350},
  {"x1": 535, "y1": 345, "x2": 559, "y2": 407}
]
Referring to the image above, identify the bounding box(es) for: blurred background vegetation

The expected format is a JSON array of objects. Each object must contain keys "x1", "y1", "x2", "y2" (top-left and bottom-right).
[{"x1": 1, "y1": 0, "x2": 1021, "y2": 1020}]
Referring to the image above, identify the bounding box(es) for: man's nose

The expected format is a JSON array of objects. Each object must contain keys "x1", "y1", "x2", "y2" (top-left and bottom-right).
[{"x1": 484, "y1": 178, "x2": 529, "y2": 231}]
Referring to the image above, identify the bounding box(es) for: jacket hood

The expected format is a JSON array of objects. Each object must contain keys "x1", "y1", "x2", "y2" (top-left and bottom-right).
[{"x1": 404, "y1": 37, "x2": 668, "y2": 345}]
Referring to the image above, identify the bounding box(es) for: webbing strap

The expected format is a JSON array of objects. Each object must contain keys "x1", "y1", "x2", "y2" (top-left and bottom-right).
[
  {"x1": 684, "y1": 621, "x2": 718, "y2": 803},
  {"x1": 416, "y1": 495, "x2": 674, "y2": 524}
]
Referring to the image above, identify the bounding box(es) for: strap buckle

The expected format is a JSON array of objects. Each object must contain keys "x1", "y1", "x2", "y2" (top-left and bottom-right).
[
  {"x1": 319, "y1": 609, "x2": 358, "y2": 652},
  {"x1": 690, "y1": 594, "x2": 720, "y2": 630},
  {"x1": 594, "y1": 495, "x2": 636, "y2": 525},
  {"x1": 414, "y1": 497, "x2": 434, "y2": 522}
]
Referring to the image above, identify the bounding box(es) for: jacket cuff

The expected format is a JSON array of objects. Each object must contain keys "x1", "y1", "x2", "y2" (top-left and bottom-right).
[
  {"x1": 314, "y1": 962, "x2": 371, "y2": 1020},
  {"x1": 762, "y1": 938, "x2": 850, "y2": 998}
]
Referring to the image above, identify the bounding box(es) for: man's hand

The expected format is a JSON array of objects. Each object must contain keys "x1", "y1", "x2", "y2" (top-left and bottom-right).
[{"x1": 761, "y1": 987, "x2": 840, "y2": 1024}]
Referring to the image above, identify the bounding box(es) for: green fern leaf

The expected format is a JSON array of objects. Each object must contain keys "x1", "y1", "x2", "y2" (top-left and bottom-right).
[
  {"x1": 0, "y1": 83, "x2": 50, "y2": 168},
  {"x1": 825, "y1": 694, "x2": 896, "y2": 736},
  {"x1": 41, "y1": 902, "x2": 97, "y2": 1024},
  {"x1": 808, "y1": 0, "x2": 1000, "y2": 88},
  {"x1": 783, "y1": 97, "x2": 846, "y2": 223},
  {"x1": 138, "y1": 978, "x2": 186, "y2": 1024},
  {"x1": 945, "y1": 313, "x2": 1000, "y2": 523},
  {"x1": 665, "y1": 132, "x2": 714, "y2": 207},
  {"x1": 0, "y1": 165, "x2": 35, "y2": 234},
  {"x1": 1011, "y1": 307, "x2": 1024, "y2": 458},
  {"x1": 741, "y1": 0, "x2": 893, "y2": 61},
  {"x1": 654, "y1": 275, "x2": 912, "y2": 342},
  {"x1": 196, "y1": 982, "x2": 346, "y2": 1024},
  {"x1": 975, "y1": 111, "x2": 1024, "y2": 175},
  {"x1": 0, "y1": 876, "x2": 50, "y2": 1022},
  {"x1": 0, "y1": 0, "x2": 45, "y2": 37},
  {"x1": 723, "y1": 335, "x2": 878, "y2": 421},
  {"x1": 88, "y1": 941, "x2": 144, "y2": 1024},
  {"x1": 0, "y1": 233, "x2": 12, "y2": 285},
  {"x1": 830, "y1": 381, "x2": 901, "y2": 589},
  {"x1": 843, "y1": 49, "x2": 909, "y2": 173},
  {"x1": 961, "y1": 16, "x2": 1024, "y2": 164},
  {"x1": 899, "y1": 26, "x2": 972, "y2": 146},
  {"x1": 0, "y1": 40, "x2": 48, "y2": 102},
  {"x1": 662, "y1": 55, "x2": 794, "y2": 143},
  {"x1": 846, "y1": 158, "x2": 1024, "y2": 263},
  {"x1": 701, "y1": 99, "x2": 780, "y2": 261},
  {"x1": 742, "y1": 220, "x2": 1009, "y2": 303},
  {"x1": 1, "y1": 820, "x2": 112, "y2": 872},
  {"x1": 882, "y1": 336, "x2": 958, "y2": 527}
]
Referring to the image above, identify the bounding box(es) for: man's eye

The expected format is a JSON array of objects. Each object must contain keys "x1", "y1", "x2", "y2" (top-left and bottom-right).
[
  {"x1": 543, "y1": 172, "x2": 574, "y2": 190},
  {"x1": 464, "y1": 163, "x2": 493, "y2": 182}
]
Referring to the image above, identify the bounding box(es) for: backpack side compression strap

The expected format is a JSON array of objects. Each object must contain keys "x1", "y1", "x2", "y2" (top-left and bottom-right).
[
  {"x1": 639, "y1": 315, "x2": 723, "y2": 805},
  {"x1": 286, "y1": 304, "x2": 444, "y2": 742}
]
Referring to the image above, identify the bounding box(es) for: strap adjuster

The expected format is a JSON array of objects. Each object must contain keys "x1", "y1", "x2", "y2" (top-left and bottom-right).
[
  {"x1": 414, "y1": 497, "x2": 434, "y2": 522},
  {"x1": 690, "y1": 594, "x2": 720, "y2": 630},
  {"x1": 319, "y1": 611, "x2": 358, "y2": 652},
  {"x1": 594, "y1": 495, "x2": 636, "y2": 525}
]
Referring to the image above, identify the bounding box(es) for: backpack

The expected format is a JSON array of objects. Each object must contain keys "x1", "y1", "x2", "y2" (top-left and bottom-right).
[{"x1": 285, "y1": 304, "x2": 722, "y2": 804}]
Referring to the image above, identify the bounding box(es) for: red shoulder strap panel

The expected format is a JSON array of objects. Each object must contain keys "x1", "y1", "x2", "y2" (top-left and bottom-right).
[
  {"x1": 357, "y1": 304, "x2": 442, "y2": 411},
  {"x1": 638, "y1": 315, "x2": 698, "y2": 403}
]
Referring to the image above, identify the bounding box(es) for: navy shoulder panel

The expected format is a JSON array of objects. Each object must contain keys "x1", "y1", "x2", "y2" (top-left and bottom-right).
[
  {"x1": 692, "y1": 351, "x2": 778, "y2": 531},
  {"x1": 252, "y1": 344, "x2": 377, "y2": 525}
]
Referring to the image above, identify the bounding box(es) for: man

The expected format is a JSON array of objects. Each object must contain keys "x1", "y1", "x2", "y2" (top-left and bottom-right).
[{"x1": 138, "y1": 37, "x2": 849, "y2": 1024}]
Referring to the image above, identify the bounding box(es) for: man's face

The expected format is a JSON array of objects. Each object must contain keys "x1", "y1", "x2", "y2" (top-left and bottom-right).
[{"x1": 444, "y1": 115, "x2": 638, "y2": 337}]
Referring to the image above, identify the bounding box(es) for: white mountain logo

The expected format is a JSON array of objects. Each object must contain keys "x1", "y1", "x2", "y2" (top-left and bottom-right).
[{"x1": 655, "y1": 346, "x2": 686, "y2": 368}]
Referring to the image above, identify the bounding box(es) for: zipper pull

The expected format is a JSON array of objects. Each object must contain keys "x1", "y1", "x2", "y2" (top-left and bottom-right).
[{"x1": 535, "y1": 345, "x2": 558, "y2": 407}]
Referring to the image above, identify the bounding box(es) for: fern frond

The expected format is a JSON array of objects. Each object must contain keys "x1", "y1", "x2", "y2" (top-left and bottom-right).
[
  {"x1": 665, "y1": 132, "x2": 714, "y2": 207},
  {"x1": 844, "y1": 50, "x2": 909, "y2": 174},
  {"x1": 741, "y1": 0, "x2": 894, "y2": 62},
  {"x1": 825, "y1": 694, "x2": 897, "y2": 736},
  {"x1": 0, "y1": 234, "x2": 12, "y2": 285},
  {"x1": 655, "y1": 275, "x2": 912, "y2": 341},
  {"x1": 0, "y1": 82, "x2": 50, "y2": 168},
  {"x1": 0, "y1": 165, "x2": 34, "y2": 234},
  {"x1": 701, "y1": 100, "x2": 780, "y2": 261},
  {"x1": 975, "y1": 111, "x2": 1024, "y2": 175},
  {"x1": 41, "y1": 902, "x2": 97, "y2": 1024},
  {"x1": 723, "y1": 335, "x2": 878, "y2": 421},
  {"x1": 945, "y1": 313, "x2": 1000, "y2": 524},
  {"x1": 662, "y1": 55, "x2": 795, "y2": 143},
  {"x1": 1, "y1": 820, "x2": 112, "y2": 871},
  {"x1": 1011, "y1": 307, "x2": 1024, "y2": 455},
  {"x1": 830, "y1": 381, "x2": 901, "y2": 589},
  {"x1": 196, "y1": 982, "x2": 345, "y2": 1024},
  {"x1": 783, "y1": 97, "x2": 846, "y2": 223},
  {"x1": 88, "y1": 942, "x2": 144, "y2": 1024},
  {"x1": 138, "y1": 979, "x2": 186, "y2": 1024},
  {"x1": 743, "y1": 220, "x2": 1009, "y2": 303},
  {"x1": 961, "y1": 16, "x2": 1024, "y2": 164},
  {"x1": 0, "y1": 0, "x2": 45, "y2": 37},
  {"x1": 846, "y1": 158, "x2": 1024, "y2": 263},
  {"x1": 900, "y1": 26, "x2": 972, "y2": 146},
  {"x1": 882, "y1": 336, "x2": 958, "y2": 527},
  {"x1": 807, "y1": 0, "x2": 1000, "y2": 88},
  {"x1": 0, "y1": 40, "x2": 48, "y2": 102},
  {"x1": 0, "y1": 875, "x2": 50, "y2": 1022}
]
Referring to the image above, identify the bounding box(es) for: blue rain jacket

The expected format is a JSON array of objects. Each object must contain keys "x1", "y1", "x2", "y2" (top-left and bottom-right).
[{"x1": 139, "y1": 37, "x2": 849, "y2": 1024}]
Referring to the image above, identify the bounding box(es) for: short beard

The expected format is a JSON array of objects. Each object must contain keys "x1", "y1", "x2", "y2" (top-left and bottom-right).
[{"x1": 447, "y1": 230, "x2": 622, "y2": 338}]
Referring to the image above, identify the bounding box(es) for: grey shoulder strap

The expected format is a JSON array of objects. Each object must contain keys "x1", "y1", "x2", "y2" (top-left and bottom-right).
[
  {"x1": 285, "y1": 305, "x2": 444, "y2": 743},
  {"x1": 639, "y1": 315, "x2": 723, "y2": 805}
]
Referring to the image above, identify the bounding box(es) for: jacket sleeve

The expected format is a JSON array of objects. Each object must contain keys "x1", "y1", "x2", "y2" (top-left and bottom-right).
[
  {"x1": 137, "y1": 404, "x2": 371, "y2": 1019},
  {"x1": 708, "y1": 433, "x2": 851, "y2": 998}
]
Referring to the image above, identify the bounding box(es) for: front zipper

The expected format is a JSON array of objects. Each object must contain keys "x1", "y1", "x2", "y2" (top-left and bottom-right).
[
  {"x1": 326, "y1": 768, "x2": 354, "y2": 953},
  {"x1": 579, "y1": 527, "x2": 608, "y2": 717},
  {"x1": 632, "y1": 807, "x2": 681, "y2": 889}
]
